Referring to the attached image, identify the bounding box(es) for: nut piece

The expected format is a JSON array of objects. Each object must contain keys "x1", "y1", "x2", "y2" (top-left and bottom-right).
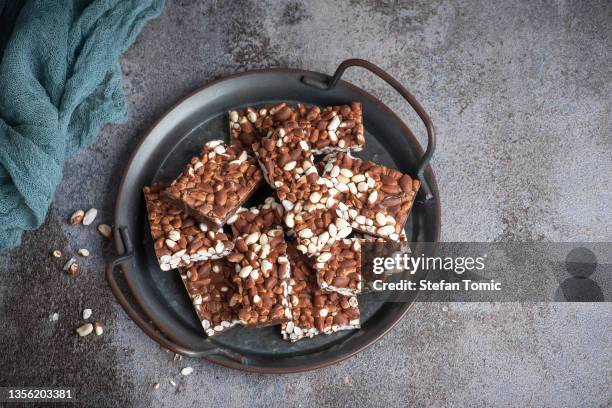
[
  {"x1": 67, "y1": 262, "x2": 79, "y2": 277},
  {"x1": 68, "y1": 263, "x2": 79, "y2": 276},
  {"x1": 69, "y1": 209, "x2": 85, "y2": 225},
  {"x1": 78, "y1": 248, "x2": 90, "y2": 257},
  {"x1": 63, "y1": 258, "x2": 79, "y2": 277},
  {"x1": 82, "y1": 308, "x2": 92, "y2": 319},
  {"x1": 63, "y1": 258, "x2": 76, "y2": 270},
  {"x1": 180, "y1": 366, "x2": 193, "y2": 376},
  {"x1": 52, "y1": 250, "x2": 62, "y2": 258},
  {"x1": 76, "y1": 323, "x2": 93, "y2": 337},
  {"x1": 153, "y1": 383, "x2": 160, "y2": 390},
  {"x1": 82, "y1": 208, "x2": 98, "y2": 226},
  {"x1": 94, "y1": 322, "x2": 104, "y2": 336},
  {"x1": 97, "y1": 224, "x2": 112, "y2": 239}
]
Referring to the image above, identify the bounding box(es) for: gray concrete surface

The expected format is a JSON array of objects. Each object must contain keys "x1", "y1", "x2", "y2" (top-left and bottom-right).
[{"x1": 1, "y1": 0, "x2": 611, "y2": 406}]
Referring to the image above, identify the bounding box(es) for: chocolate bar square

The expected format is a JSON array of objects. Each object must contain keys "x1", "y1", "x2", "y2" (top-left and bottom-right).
[
  {"x1": 143, "y1": 182, "x2": 233, "y2": 270},
  {"x1": 178, "y1": 259, "x2": 242, "y2": 336},
  {"x1": 289, "y1": 204, "x2": 352, "y2": 257},
  {"x1": 227, "y1": 197, "x2": 284, "y2": 237},
  {"x1": 229, "y1": 103, "x2": 298, "y2": 152},
  {"x1": 227, "y1": 228, "x2": 293, "y2": 327},
  {"x1": 163, "y1": 140, "x2": 263, "y2": 229},
  {"x1": 294, "y1": 102, "x2": 365, "y2": 154},
  {"x1": 282, "y1": 245, "x2": 360, "y2": 342},
  {"x1": 320, "y1": 152, "x2": 420, "y2": 240},
  {"x1": 313, "y1": 238, "x2": 362, "y2": 296},
  {"x1": 251, "y1": 126, "x2": 319, "y2": 202}
]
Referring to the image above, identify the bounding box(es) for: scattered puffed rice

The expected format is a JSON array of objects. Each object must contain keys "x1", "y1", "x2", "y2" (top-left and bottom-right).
[
  {"x1": 97, "y1": 224, "x2": 112, "y2": 239},
  {"x1": 63, "y1": 258, "x2": 80, "y2": 277},
  {"x1": 67, "y1": 262, "x2": 79, "y2": 277},
  {"x1": 69, "y1": 209, "x2": 85, "y2": 225},
  {"x1": 76, "y1": 323, "x2": 93, "y2": 337},
  {"x1": 63, "y1": 258, "x2": 76, "y2": 271},
  {"x1": 82, "y1": 208, "x2": 98, "y2": 226}
]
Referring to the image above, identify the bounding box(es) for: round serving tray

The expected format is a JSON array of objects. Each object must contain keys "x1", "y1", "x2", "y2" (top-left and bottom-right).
[{"x1": 106, "y1": 59, "x2": 440, "y2": 373}]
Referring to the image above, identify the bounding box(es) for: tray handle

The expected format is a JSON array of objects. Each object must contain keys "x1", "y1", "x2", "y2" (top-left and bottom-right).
[
  {"x1": 106, "y1": 226, "x2": 247, "y2": 364},
  {"x1": 302, "y1": 58, "x2": 436, "y2": 199}
]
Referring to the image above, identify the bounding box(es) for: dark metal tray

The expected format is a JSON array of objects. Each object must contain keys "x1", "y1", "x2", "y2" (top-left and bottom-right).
[{"x1": 106, "y1": 59, "x2": 440, "y2": 373}]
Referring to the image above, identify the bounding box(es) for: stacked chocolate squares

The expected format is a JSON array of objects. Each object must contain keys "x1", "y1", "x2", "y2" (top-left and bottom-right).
[{"x1": 143, "y1": 102, "x2": 420, "y2": 341}]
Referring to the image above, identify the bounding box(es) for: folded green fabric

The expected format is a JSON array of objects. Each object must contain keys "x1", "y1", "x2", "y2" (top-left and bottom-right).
[{"x1": 0, "y1": 0, "x2": 164, "y2": 249}]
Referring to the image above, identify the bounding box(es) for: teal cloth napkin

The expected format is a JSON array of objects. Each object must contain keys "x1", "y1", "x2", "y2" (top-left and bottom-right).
[{"x1": 0, "y1": 0, "x2": 164, "y2": 249}]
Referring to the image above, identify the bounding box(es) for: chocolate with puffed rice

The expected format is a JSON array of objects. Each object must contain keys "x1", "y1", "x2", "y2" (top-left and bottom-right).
[
  {"x1": 229, "y1": 102, "x2": 364, "y2": 155},
  {"x1": 313, "y1": 238, "x2": 362, "y2": 296},
  {"x1": 163, "y1": 140, "x2": 263, "y2": 229},
  {"x1": 227, "y1": 228, "x2": 293, "y2": 327},
  {"x1": 282, "y1": 244, "x2": 360, "y2": 342},
  {"x1": 228, "y1": 103, "x2": 298, "y2": 152},
  {"x1": 353, "y1": 230, "x2": 410, "y2": 293},
  {"x1": 252, "y1": 125, "x2": 319, "y2": 202},
  {"x1": 288, "y1": 200, "x2": 352, "y2": 257},
  {"x1": 227, "y1": 197, "x2": 284, "y2": 237},
  {"x1": 295, "y1": 102, "x2": 365, "y2": 154},
  {"x1": 178, "y1": 259, "x2": 242, "y2": 336},
  {"x1": 320, "y1": 152, "x2": 419, "y2": 240},
  {"x1": 143, "y1": 182, "x2": 233, "y2": 270}
]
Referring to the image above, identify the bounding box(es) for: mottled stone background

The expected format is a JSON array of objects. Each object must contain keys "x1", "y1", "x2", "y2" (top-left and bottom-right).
[{"x1": 0, "y1": 1, "x2": 610, "y2": 407}]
